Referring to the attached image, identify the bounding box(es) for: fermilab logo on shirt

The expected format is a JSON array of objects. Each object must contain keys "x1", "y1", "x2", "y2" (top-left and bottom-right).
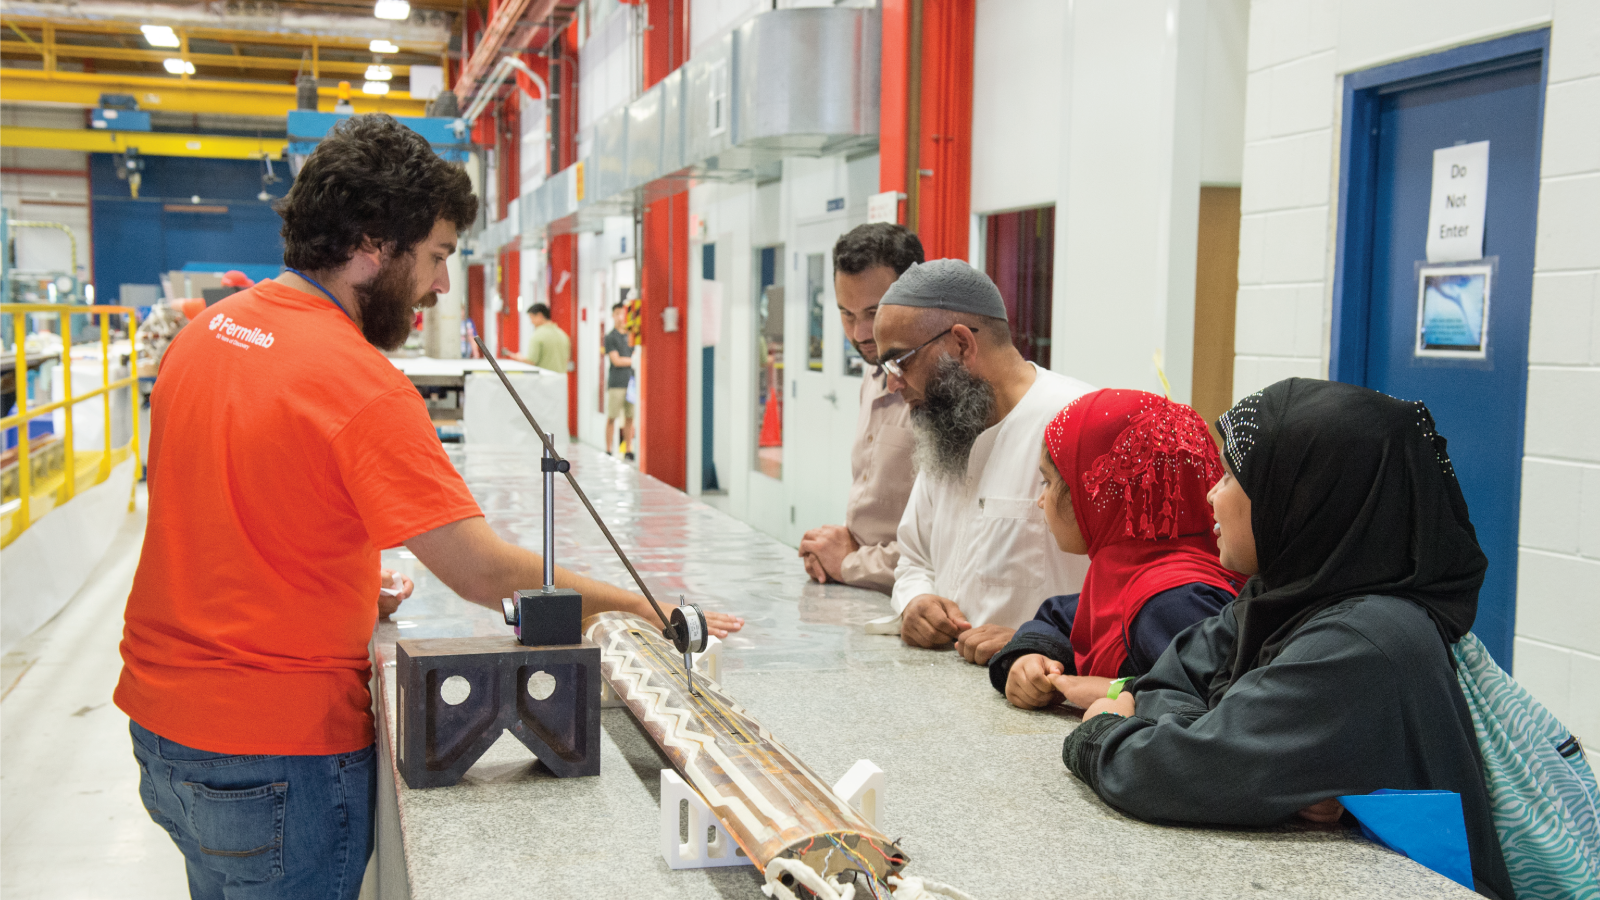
[{"x1": 209, "y1": 313, "x2": 275, "y2": 349}]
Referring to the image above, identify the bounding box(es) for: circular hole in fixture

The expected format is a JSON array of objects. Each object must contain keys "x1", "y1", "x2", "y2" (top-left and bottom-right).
[
  {"x1": 440, "y1": 675, "x2": 471, "y2": 705},
  {"x1": 527, "y1": 670, "x2": 556, "y2": 701}
]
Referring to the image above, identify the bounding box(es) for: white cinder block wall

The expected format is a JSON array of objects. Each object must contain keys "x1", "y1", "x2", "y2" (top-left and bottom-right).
[
  {"x1": 1515, "y1": 0, "x2": 1600, "y2": 746},
  {"x1": 1233, "y1": 0, "x2": 1336, "y2": 397},
  {"x1": 1234, "y1": 0, "x2": 1600, "y2": 738}
]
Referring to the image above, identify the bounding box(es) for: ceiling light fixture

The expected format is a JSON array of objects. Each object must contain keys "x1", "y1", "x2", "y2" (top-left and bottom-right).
[
  {"x1": 163, "y1": 58, "x2": 196, "y2": 75},
  {"x1": 141, "y1": 25, "x2": 180, "y2": 48},
  {"x1": 364, "y1": 64, "x2": 393, "y2": 81},
  {"x1": 362, "y1": 80, "x2": 390, "y2": 96},
  {"x1": 373, "y1": 0, "x2": 410, "y2": 21},
  {"x1": 369, "y1": 39, "x2": 399, "y2": 53}
]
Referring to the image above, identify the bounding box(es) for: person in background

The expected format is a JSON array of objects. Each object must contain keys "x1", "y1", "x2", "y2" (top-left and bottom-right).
[
  {"x1": 115, "y1": 114, "x2": 742, "y2": 900},
  {"x1": 517, "y1": 303, "x2": 571, "y2": 374},
  {"x1": 797, "y1": 223, "x2": 924, "y2": 592},
  {"x1": 1061, "y1": 378, "x2": 1511, "y2": 899},
  {"x1": 874, "y1": 260, "x2": 1093, "y2": 659},
  {"x1": 220, "y1": 270, "x2": 254, "y2": 293},
  {"x1": 604, "y1": 301, "x2": 635, "y2": 460},
  {"x1": 987, "y1": 390, "x2": 1241, "y2": 709}
]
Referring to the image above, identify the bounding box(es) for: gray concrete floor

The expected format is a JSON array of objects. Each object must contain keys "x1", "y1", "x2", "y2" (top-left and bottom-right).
[{"x1": 0, "y1": 487, "x2": 191, "y2": 898}]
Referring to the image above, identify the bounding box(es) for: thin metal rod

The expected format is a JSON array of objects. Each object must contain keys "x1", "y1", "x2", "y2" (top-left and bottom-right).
[
  {"x1": 472, "y1": 338, "x2": 676, "y2": 636},
  {"x1": 542, "y1": 442, "x2": 555, "y2": 589}
]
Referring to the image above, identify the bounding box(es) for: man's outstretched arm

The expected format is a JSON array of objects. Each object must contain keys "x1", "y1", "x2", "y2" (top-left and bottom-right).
[{"x1": 406, "y1": 516, "x2": 743, "y2": 637}]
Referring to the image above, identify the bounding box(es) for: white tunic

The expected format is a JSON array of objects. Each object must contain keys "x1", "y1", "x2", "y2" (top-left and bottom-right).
[{"x1": 891, "y1": 365, "x2": 1095, "y2": 627}]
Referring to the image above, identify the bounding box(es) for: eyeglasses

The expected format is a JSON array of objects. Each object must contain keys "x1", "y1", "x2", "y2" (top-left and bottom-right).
[{"x1": 882, "y1": 326, "x2": 978, "y2": 378}]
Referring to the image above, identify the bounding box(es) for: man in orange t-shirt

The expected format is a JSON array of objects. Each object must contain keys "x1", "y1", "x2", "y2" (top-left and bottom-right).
[{"x1": 116, "y1": 115, "x2": 741, "y2": 900}]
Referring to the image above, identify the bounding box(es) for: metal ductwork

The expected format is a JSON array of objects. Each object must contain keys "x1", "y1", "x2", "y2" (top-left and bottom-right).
[{"x1": 520, "y1": 6, "x2": 879, "y2": 242}]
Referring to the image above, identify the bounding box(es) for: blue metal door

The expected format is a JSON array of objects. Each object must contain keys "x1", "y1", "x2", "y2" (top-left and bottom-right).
[{"x1": 1335, "y1": 33, "x2": 1548, "y2": 667}]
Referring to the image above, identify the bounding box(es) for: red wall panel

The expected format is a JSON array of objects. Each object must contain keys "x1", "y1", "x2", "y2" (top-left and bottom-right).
[
  {"x1": 548, "y1": 231, "x2": 579, "y2": 437},
  {"x1": 915, "y1": 0, "x2": 975, "y2": 261},
  {"x1": 636, "y1": 0, "x2": 690, "y2": 489},
  {"x1": 879, "y1": 0, "x2": 911, "y2": 208}
]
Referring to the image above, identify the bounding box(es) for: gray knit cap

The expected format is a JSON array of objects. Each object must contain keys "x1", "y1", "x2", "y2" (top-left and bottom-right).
[{"x1": 879, "y1": 260, "x2": 1008, "y2": 322}]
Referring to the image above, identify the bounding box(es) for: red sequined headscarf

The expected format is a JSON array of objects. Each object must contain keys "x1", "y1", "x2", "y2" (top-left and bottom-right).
[{"x1": 1044, "y1": 389, "x2": 1242, "y2": 678}]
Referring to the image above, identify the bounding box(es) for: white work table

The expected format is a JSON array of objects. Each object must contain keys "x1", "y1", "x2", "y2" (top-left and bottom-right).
[{"x1": 367, "y1": 442, "x2": 1477, "y2": 900}]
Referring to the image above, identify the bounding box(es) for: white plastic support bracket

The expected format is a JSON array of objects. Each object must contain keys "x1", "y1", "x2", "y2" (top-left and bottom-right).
[
  {"x1": 660, "y1": 769, "x2": 752, "y2": 868},
  {"x1": 831, "y1": 759, "x2": 884, "y2": 830},
  {"x1": 658, "y1": 757, "x2": 885, "y2": 872},
  {"x1": 605, "y1": 634, "x2": 721, "y2": 708}
]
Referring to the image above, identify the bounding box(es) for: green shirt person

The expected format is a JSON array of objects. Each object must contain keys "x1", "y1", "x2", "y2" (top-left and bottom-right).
[{"x1": 519, "y1": 303, "x2": 571, "y2": 373}]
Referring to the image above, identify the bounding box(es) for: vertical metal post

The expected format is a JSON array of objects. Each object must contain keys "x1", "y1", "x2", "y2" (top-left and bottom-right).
[
  {"x1": 59, "y1": 310, "x2": 74, "y2": 500},
  {"x1": 128, "y1": 308, "x2": 142, "y2": 505},
  {"x1": 542, "y1": 442, "x2": 555, "y2": 590},
  {"x1": 14, "y1": 312, "x2": 30, "y2": 532},
  {"x1": 100, "y1": 312, "x2": 111, "y2": 481}
]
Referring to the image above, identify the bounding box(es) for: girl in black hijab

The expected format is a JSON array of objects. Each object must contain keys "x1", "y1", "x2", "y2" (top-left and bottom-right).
[{"x1": 1060, "y1": 378, "x2": 1513, "y2": 899}]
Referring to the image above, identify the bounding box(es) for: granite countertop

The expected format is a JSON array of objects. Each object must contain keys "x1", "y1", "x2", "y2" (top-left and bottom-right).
[{"x1": 373, "y1": 443, "x2": 1477, "y2": 900}]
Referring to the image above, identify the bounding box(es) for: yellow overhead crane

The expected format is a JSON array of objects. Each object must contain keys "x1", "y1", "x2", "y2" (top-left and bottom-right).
[
  {"x1": 1, "y1": 123, "x2": 287, "y2": 161},
  {"x1": 0, "y1": 13, "x2": 435, "y2": 153},
  {"x1": 1, "y1": 69, "x2": 427, "y2": 119}
]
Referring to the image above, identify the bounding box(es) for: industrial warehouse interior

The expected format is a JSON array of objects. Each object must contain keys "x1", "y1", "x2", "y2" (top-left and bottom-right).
[{"x1": 2, "y1": 0, "x2": 1598, "y2": 898}]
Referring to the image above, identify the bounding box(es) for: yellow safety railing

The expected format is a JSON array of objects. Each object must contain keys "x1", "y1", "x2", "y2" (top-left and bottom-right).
[{"x1": 1, "y1": 303, "x2": 141, "y2": 549}]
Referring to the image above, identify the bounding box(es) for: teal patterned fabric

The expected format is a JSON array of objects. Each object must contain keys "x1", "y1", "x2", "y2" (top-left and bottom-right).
[{"x1": 1454, "y1": 633, "x2": 1600, "y2": 899}]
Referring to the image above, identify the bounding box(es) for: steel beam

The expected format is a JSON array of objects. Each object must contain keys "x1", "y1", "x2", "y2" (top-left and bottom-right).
[
  {"x1": 0, "y1": 69, "x2": 427, "y2": 117},
  {"x1": 0, "y1": 15, "x2": 448, "y2": 54},
  {"x1": 454, "y1": 0, "x2": 561, "y2": 106},
  {"x1": 1, "y1": 40, "x2": 416, "y2": 78},
  {"x1": 0, "y1": 125, "x2": 288, "y2": 160}
]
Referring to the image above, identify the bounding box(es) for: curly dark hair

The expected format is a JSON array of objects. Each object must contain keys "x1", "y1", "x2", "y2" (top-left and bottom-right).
[
  {"x1": 276, "y1": 114, "x2": 477, "y2": 272},
  {"x1": 832, "y1": 223, "x2": 924, "y2": 278}
]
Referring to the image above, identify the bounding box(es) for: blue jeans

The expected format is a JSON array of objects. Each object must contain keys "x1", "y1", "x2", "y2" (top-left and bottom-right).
[{"x1": 130, "y1": 721, "x2": 375, "y2": 900}]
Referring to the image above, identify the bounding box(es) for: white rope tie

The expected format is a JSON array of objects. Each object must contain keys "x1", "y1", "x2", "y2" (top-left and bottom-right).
[
  {"x1": 886, "y1": 874, "x2": 979, "y2": 900},
  {"x1": 760, "y1": 858, "x2": 857, "y2": 900}
]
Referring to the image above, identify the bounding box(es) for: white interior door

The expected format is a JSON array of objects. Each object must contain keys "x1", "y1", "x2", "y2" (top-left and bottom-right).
[{"x1": 783, "y1": 215, "x2": 862, "y2": 544}]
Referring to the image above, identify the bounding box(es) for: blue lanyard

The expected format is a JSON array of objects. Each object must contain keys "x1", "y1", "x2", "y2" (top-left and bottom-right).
[{"x1": 284, "y1": 267, "x2": 353, "y2": 321}]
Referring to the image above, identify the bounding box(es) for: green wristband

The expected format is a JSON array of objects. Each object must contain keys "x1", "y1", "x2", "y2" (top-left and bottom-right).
[{"x1": 1107, "y1": 677, "x2": 1133, "y2": 700}]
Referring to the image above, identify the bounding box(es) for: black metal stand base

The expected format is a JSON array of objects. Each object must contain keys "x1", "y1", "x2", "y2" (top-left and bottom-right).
[{"x1": 395, "y1": 636, "x2": 602, "y2": 789}]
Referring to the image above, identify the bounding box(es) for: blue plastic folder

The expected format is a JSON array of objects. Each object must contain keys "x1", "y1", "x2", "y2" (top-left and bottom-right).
[{"x1": 1339, "y1": 789, "x2": 1474, "y2": 889}]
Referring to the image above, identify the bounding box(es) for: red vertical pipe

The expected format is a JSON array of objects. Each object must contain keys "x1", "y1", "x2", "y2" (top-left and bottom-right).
[
  {"x1": 548, "y1": 232, "x2": 579, "y2": 437},
  {"x1": 560, "y1": 23, "x2": 580, "y2": 168},
  {"x1": 467, "y1": 264, "x2": 486, "y2": 350},
  {"x1": 879, "y1": 0, "x2": 911, "y2": 212},
  {"x1": 461, "y1": 8, "x2": 484, "y2": 90},
  {"x1": 916, "y1": 0, "x2": 974, "y2": 261},
  {"x1": 494, "y1": 91, "x2": 521, "y2": 357},
  {"x1": 543, "y1": 23, "x2": 582, "y2": 437},
  {"x1": 636, "y1": 0, "x2": 689, "y2": 489},
  {"x1": 498, "y1": 248, "x2": 520, "y2": 356}
]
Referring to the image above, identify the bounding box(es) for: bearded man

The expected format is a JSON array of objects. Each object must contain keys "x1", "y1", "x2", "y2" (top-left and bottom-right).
[
  {"x1": 116, "y1": 114, "x2": 740, "y2": 900},
  {"x1": 875, "y1": 260, "x2": 1092, "y2": 664}
]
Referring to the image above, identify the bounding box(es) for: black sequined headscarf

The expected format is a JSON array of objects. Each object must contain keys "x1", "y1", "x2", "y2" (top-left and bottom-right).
[{"x1": 1208, "y1": 378, "x2": 1486, "y2": 701}]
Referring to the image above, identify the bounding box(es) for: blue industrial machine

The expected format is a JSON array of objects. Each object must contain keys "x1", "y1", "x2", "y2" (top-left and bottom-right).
[
  {"x1": 284, "y1": 110, "x2": 470, "y2": 175},
  {"x1": 90, "y1": 108, "x2": 152, "y2": 132}
]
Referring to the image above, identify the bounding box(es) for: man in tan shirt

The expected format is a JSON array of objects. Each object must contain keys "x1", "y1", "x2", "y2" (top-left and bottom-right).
[
  {"x1": 798, "y1": 224, "x2": 924, "y2": 593},
  {"x1": 520, "y1": 303, "x2": 571, "y2": 373}
]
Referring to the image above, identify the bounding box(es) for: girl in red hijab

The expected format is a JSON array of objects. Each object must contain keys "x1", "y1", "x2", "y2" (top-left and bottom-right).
[{"x1": 988, "y1": 389, "x2": 1243, "y2": 710}]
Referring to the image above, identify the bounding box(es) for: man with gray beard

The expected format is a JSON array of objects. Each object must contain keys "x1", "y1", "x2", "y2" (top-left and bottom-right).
[{"x1": 875, "y1": 261, "x2": 1093, "y2": 662}]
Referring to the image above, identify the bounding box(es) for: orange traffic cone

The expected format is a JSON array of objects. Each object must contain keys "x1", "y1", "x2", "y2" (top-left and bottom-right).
[{"x1": 758, "y1": 385, "x2": 783, "y2": 447}]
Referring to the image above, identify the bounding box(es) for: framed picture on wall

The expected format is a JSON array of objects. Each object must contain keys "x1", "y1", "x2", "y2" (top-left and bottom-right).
[{"x1": 1415, "y1": 262, "x2": 1493, "y2": 358}]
